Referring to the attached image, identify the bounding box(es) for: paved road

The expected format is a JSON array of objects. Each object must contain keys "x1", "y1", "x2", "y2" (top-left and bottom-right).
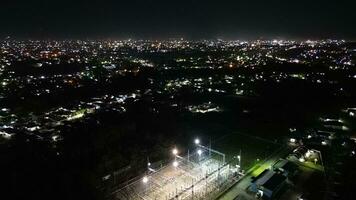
[{"x1": 218, "y1": 146, "x2": 291, "y2": 200}]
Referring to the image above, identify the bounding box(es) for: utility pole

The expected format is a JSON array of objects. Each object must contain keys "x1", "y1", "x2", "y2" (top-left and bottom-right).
[
  {"x1": 209, "y1": 138, "x2": 212, "y2": 158},
  {"x1": 187, "y1": 149, "x2": 190, "y2": 162},
  {"x1": 239, "y1": 149, "x2": 242, "y2": 169}
]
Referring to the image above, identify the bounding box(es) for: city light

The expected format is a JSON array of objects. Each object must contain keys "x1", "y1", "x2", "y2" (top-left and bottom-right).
[{"x1": 1, "y1": 38, "x2": 354, "y2": 200}]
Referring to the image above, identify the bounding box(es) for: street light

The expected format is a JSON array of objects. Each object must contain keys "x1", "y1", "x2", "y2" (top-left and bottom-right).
[
  {"x1": 172, "y1": 148, "x2": 178, "y2": 156},
  {"x1": 197, "y1": 149, "x2": 202, "y2": 156},
  {"x1": 173, "y1": 161, "x2": 179, "y2": 167},
  {"x1": 142, "y1": 176, "x2": 148, "y2": 184},
  {"x1": 195, "y1": 138, "x2": 225, "y2": 163}
]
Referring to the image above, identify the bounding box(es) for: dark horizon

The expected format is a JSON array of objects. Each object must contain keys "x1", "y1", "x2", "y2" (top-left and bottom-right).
[{"x1": 1, "y1": 0, "x2": 355, "y2": 40}]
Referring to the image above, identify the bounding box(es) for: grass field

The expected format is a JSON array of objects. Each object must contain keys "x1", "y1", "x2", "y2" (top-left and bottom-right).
[{"x1": 211, "y1": 131, "x2": 283, "y2": 170}]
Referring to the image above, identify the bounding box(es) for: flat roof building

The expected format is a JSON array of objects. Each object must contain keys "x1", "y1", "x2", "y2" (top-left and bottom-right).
[
  {"x1": 272, "y1": 159, "x2": 298, "y2": 177},
  {"x1": 250, "y1": 169, "x2": 287, "y2": 199}
]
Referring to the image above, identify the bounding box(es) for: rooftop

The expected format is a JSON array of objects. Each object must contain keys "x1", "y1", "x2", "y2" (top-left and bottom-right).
[{"x1": 253, "y1": 169, "x2": 287, "y2": 191}]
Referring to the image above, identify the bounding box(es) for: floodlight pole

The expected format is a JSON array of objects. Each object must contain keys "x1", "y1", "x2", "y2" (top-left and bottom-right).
[
  {"x1": 239, "y1": 149, "x2": 242, "y2": 169},
  {"x1": 313, "y1": 149, "x2": 325, "y2": 177},
  {"x1": 197, "y1": 144, "x2": 225, "y2": 163},
  {"x1": 209, "y1": 139, "x2": 212, "y2": 157},
  {"x1": 187, "y1": 149, "x2": 190, "y2": 162}
]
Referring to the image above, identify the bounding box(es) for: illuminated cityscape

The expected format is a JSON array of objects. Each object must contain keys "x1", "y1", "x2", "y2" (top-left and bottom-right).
[
  {"x1": 1, "y1": 38, "x2": 356, "y2": 200},
  {"x1": 1, "y1": 1, "x2": 356, "y2": 200}
]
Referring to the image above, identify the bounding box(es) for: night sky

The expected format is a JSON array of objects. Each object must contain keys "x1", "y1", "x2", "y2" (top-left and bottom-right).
[{"x1": 1, "y1": 0, "x2": 355, "y2": 39}]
